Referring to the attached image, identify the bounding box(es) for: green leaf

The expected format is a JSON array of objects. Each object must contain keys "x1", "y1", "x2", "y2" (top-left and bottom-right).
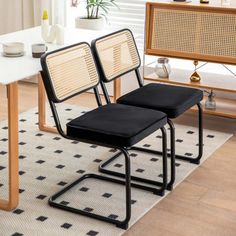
[{"x1": 85, "y1": 0, "x2": 120, "y2": 18}]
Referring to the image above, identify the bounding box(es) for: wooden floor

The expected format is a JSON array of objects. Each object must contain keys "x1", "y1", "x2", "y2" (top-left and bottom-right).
[{"x1": 1, "y1": 82, "x2": 236, "y2": 236}]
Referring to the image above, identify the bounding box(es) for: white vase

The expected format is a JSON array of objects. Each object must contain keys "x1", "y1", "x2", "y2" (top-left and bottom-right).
[{"x1": 75, "y1": 17, "x2": 105, "y2": 30}]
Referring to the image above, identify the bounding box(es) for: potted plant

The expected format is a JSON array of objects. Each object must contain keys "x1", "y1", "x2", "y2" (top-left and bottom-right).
[{"x1": 71, "y1": 0, "x2": 118, "y2": 30}]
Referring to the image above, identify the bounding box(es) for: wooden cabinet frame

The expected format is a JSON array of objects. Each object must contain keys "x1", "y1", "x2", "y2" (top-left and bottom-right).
[{"x1": 145, "y1": 2, "x2": 236, "y2": 65}]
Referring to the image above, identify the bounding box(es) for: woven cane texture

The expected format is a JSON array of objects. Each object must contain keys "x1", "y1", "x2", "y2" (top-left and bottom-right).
[
  {"x1": 95, "y1": 30, "x2": 140, "y2": 81},
  {"x1": 46, "y1": 44, "x2": 99, "y2": 101},
  {"x1": 151, "y1": 8, "x2": 236, "y2": 58}
]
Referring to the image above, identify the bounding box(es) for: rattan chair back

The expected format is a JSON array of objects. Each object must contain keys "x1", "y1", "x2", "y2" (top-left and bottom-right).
[
  {"x1": 92, "y1": 29, "x2": 140, "y2": 82},
  {"x1": 41, "y1": 43, "x2": 99, "y2": 102}
]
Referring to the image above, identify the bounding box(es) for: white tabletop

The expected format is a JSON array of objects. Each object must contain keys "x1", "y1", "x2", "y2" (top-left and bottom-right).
[{"x1": 0, "y1": 27, "x2": 110, "y2": 85}]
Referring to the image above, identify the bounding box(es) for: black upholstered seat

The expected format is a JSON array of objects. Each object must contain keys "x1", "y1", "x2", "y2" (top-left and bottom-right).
[
  {"x1": 117, "y1": 83, "x2": 203, "y2": 119},
  {"x1": 67, "y1": 103, "x2": 167, "y2": 147}
]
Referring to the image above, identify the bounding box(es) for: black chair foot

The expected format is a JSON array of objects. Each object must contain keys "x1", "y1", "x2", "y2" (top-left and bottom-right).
[
  {"x1": 116, "y1": 223, "x2": 129, "y2": 230},
  {"x1": 190, "y1": 159, "x2": 200, "y2": 164},
  {"x1": 153, "y1": 189, "x2": 165, "y2": 196},
  {"x1": 166, "y1": 183, "x2": 173, "y2": 191}
]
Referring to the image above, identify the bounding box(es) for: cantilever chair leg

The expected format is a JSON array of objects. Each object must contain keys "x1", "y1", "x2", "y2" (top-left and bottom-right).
[
  {"x1": 99, "y1": 126, "x2": 168, "y2": 196},
  {"x1": 168, "y1": 103, "x2": 203, "y2": 164},
  {"x1": 49, "y1": 147, "x2": 131, "y2": 230},
  {"x1": 99, "y1": 103, "x2": 203, "y2": 191},
  {"x1": 131, "y1": 104, "x2": 203, "y2": 165},
  {"x1": 130, "y1": 119, "x2": 175, "y2": 190}
]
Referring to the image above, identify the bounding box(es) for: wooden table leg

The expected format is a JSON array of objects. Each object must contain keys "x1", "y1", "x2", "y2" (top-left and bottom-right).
[
  {"x1": 114, "y1": 78, "x2": 121, "y2": 102},
  {"x1": 0, "y1": 82, "x2": 19, "y2": 211},
  {"x1": 38, "y1": 73, "x2": 57, "y2": 133}
]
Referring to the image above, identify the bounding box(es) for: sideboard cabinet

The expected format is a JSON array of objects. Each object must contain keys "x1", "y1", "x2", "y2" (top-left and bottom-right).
[{"x1": 144, "y1": 1, "x2": 236, "y2": 118}]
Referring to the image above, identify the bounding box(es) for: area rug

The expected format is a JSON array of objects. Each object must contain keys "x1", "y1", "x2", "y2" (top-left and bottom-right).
[{"x1": 0, "y1": 104, "x2": 232, "y2": 236}]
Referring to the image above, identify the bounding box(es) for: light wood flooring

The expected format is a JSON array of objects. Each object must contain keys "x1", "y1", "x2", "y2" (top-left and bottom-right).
[{"x1": 1, "y1": 82, "x2": 236, "y2": 236}]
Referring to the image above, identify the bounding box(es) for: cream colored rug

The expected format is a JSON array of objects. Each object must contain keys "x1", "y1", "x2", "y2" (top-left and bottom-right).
[{"x1": 0, "y1": 104, "x2": 232, "y2": 236}]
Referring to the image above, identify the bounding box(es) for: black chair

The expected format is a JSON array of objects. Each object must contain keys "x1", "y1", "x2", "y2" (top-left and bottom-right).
[
  {"x1": 40, "y1": 42, "x2": 168, "y2": 229},
  {"x1": 91, "y1": 29, "x2": 204, "y2": 191}
]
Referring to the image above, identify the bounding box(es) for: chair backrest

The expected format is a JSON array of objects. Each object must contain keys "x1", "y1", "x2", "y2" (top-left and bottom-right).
[
  {"x1": 40, "y1": 42, "x2": 99, "y2": 103},
  {"x1": 91, "y1": 29, "x2": 141, "y2": 83}
]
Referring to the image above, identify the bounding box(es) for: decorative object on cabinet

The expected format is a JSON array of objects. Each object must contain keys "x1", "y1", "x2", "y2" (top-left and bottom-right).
[
  {"x1": 190, "y1": 60, "x2": 201, "y2": 82},
  {"x1": 155, "y1": 57, "x2": 171, "y2": 78},
  {"x1": 204, "y1": 90, "x2": 216, "y2": 110}
]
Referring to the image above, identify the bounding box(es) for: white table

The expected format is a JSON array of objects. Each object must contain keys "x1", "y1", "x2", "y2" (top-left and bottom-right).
[{"x1": 0, "y1": 26, "x2": 113, "y2": 211}]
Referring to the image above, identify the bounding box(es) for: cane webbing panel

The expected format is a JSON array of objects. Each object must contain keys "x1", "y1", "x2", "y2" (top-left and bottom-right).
[
  {"x1": 46, "y1": 44, "x2": 99, "y2": 101},
  {"x1": 95, "y1": 30, "x2": 140, "y2": 81},
  {"x1": 150, "y1": 7, "x2": 236, "y2": 62}
]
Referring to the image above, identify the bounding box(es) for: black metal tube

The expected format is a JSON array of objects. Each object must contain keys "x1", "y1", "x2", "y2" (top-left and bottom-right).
[
  {"x1": 116, "y1": 148, "x2": 131, "y2": 228},
  {"x1": 167, "y1": 119, "x2": 175, "y2": 190},
  {"x1": 93, "y1": 87, "x2": 103, "y2": 107},
  {"x1": 160, "y1": 127, "x2": 167, "y2": 193},
  {"x1": 135, "y1": 68, "x2": 144, "y2": 87},
  {"x1": 196, "y1": 102, "x2": 203, "y2": 163},
  {"x1": 48, "y1": 146, "x2": 132, "y2": 229},
  {"x1": 100, "y1": 81, "x2": 111, "y2": 104},
  {"x1": 49, "y1": 101, "x2": 68, "y2": 139}
]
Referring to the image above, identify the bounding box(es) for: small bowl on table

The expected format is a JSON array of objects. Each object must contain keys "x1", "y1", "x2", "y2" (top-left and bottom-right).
[{"x1": 2, "y1": 42, "x2": 25, "y2": 57}]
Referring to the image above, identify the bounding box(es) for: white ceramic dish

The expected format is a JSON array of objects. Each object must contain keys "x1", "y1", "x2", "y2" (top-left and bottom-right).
[
  {"x1": 2, "y1": 51, "x2": 25, "y2": 57},
  {"x1": 2, "y1": 42, "x2": 25, "y2": 54}
]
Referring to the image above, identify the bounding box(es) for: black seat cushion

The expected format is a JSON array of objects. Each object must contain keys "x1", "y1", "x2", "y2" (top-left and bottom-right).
[
  {"x1": 67, "y1": 103, "x2": 167, "y2": 147},
  {"x1": 117, "y1": 83, "x2": 203, "y2": 118}
]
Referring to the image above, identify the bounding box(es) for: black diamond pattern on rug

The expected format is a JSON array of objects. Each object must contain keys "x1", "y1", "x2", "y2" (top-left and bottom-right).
[
  {"x1": 61, "y1": 223, "x2": 72, "y2": 229},
  {"x1": 19, "y1": 189, "x2": 25, "y2": 194},
  {"x1": 11, "y1": 233, "x2": 23, "y2": 236},
  {"x1": 80, "y1": 187, "x2": 89, "y2": 192},
  {"x1": 102, "y1": 193, "x2": 112, "y2": 198},
  {"x1": 13, "y1": 209, "x2": 24, "y2": 215},
  {"x1": 57, "y1": 181, "x2": 67, "y2": 186},
  {"x1": 74, "y1": 154, "x2": 82, "y2": 158},
  {"x1": 84, "y1": 207, "x2": 94, "y2": 212},
  {"x1": 87, "y1": 230, "x2": 99, "y2": 236},
  {"x1": 36, "y1": 195, "x2": 47, "y2": 200},
  {"x1": 36, "y1": 160, "x2": 45, "y2": 164},
  {"x1": 108, "y1": 214, "x2": 118, "y2": 220},
  {"x1": 60, "y1": 201, "x2": 70, "y2": 206},
  {"x1": 36, "y1": 216, "x2": 48, "y2": 222},
  {"x1": 0, "y1": 166, "x2": 6, "y2": 170},
  {"x1": 36, "y1": 176, "x2": 46, "y2": 181},
  {"x1": 76, "y1": 169, "x2": 85, "y2": 174}
]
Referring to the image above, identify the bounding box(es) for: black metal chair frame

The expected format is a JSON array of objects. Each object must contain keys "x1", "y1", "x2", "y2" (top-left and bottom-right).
[
  {"x1": 40, "y1": 42, "x2": 168, "y2": 229},
  {"x1": 91, "y1": 29, "x2": 204, "y2": 191}
]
